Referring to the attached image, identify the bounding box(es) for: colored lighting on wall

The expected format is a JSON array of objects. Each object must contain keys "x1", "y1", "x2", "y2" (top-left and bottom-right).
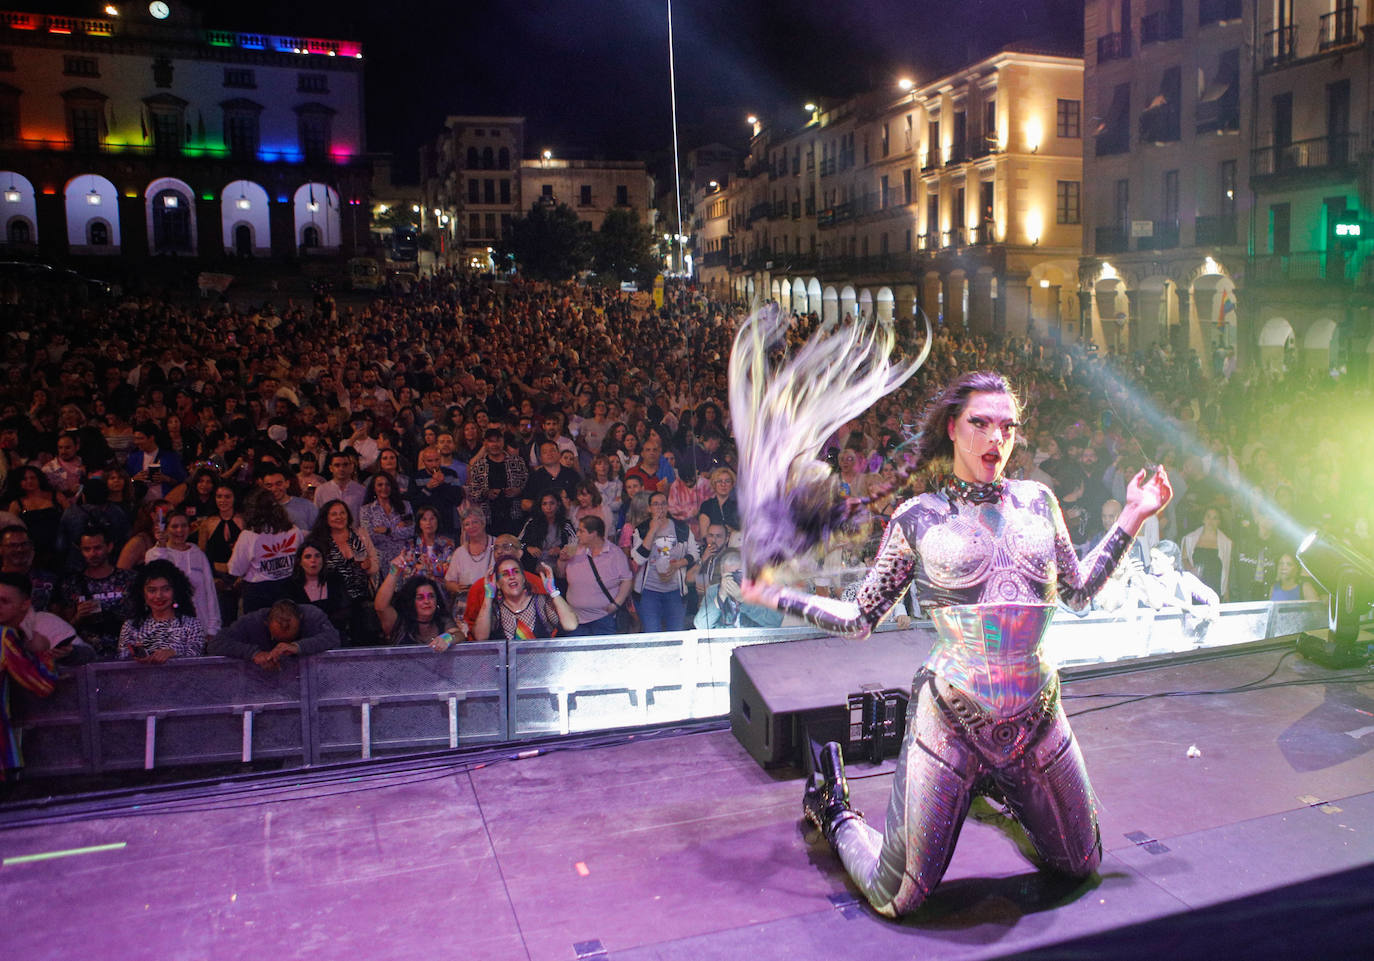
[{"x1": 201, "y1": 193, "x2": 214, "y2": 201}]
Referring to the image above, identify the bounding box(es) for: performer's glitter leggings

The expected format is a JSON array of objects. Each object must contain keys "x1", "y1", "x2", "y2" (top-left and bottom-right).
[{"x1": 830, "y1": 672, "x2": 1101, "y2": 918}]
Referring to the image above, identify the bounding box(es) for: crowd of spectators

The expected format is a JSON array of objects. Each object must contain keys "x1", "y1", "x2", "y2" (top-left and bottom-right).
[{"x1": 1, "y1": 265, "x2": 1368, "y2": 707}]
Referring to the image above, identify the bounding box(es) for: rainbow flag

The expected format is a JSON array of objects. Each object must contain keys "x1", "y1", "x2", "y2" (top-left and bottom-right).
[
  {"x1": 1217, "y1": 290, "x2": 1236, "y2": 326},
  {"x1": 513, "y1": 618, "x2": 535, "y2": 640}
]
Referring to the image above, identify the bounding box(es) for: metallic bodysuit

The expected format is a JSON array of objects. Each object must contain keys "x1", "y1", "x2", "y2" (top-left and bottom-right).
[{"x1": 774, "y1": 478, "x2": 1133, "y2": 917}]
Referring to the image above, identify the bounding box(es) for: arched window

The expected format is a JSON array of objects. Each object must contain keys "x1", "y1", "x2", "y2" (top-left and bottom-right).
[
  {"x1": 88, "y1": 220, "x2": 109, "y2": 246},
  {"x1": 498, "y1": 147, "x2": 510, "y2": 169},
  {"x1": 302, "y1": 224, "x2": 320, "y2": 248},
  {"x1": 7, "y1": 218, "x2": 30, "y2": 245},
  {"x1": 482, "y1": 146, "x2": 494, "y2": 169},
  {"x1": 466, "y1": 146, "x2": 479, "y2": 168}
]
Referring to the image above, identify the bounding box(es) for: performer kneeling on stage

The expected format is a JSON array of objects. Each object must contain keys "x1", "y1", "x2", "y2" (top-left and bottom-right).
[{"x1": 743, "y1": 370, "x2": 1172, "y2": 918}]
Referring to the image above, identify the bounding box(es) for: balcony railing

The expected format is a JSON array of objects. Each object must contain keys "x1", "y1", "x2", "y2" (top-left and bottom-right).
[
  {"x1": 1095, "y1": 226, "x2": 1130, "y2": 254},
  {"x1": 941, "y1": 227, "x2": 966, "y2": 249},
  {"x1": 972, "y1": 220, "x2": 998, "y2": 245},
  {"x1": 1263, "y1": 25, "x2": 1298, "y2": 67},
  {"x1": 1097, "y1": 30, "x2": 1132, "y2": 63},
  {"x1": 700, "y1": 250, "x2": 729, "y2": 268},
  {"x1": 1319, "y1": 5, "x2": 1361, "y2": 51},
  {"x1": 819, "y1": 157, "x2": 836, "y2": 177},
  {"x1": 1136, "y1": 220, "x2": 1180, "y2": 250},
  {"x1": 1141, "y1": 9, "x2": 1183, "y2": 45},
  {"x1": 1199, "y1": 0, "x2": 1242, "y2": 25},
  {"x1": 746, "y1": 202, "x2": 771, "y2": 224},
  {"x1": 1194, "y1": 214, "x2": 1238, "y2": 247},
  {"x1": 1251, "y1": 133, "x2": 1358, "y2": 178},
  {"x1": 1247, "y1": 251, "x2": 1356, "y2": 285}
]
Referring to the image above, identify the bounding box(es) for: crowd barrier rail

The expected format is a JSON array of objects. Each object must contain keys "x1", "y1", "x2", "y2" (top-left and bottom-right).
[{"x1": 14, "y1": 601, "x2": 1326, "y2": 779}]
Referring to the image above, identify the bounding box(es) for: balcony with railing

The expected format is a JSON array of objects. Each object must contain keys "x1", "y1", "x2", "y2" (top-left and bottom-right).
[
  {"x1": 1097, "y1": 30, "x2": 1132, "y2": 63},
  {"x1": 971, "y1": 221, "x2": 998, "y2": 245},
  {"x1": 1247, "y1": 250, "x2": 1356, "y2": 285},
  {"x1": 1136, "y1": 220, "x2": 1180, "y2": 250},
  {"x1": 819, "y1": 157, "x2": 836, "y2": 177},
  {"x1": 1319, "y1": 5, "x2": 1361, "y2": 51},
  {"x1": 1199, "y1": 0, "x2": 1243, "y2": 25},
  {"x1": 921, "y1": 152, "x2": 941, "y2": 173},
  {"x1": 1194, "y1": 214, "x2": 1238, "y2": 246},
  {"x1": 1251, "y1": 133, "x2": 1358, "y2": 182},
  {"x1": 1263, "y1": 25, "x2": 1299, "y2": 67},
  {"x1": 746, "y1": 201, "x2": 772, "y2": 224},
  {"x1": 700, "y1": 250, "x2": 729, "y2": 268},
  {"x1": 1095, "y1": 226, "x2": 1130, "y2": 254},
  {"x1": 941, "y1": 227, "x2": 966, "y2": 249}
]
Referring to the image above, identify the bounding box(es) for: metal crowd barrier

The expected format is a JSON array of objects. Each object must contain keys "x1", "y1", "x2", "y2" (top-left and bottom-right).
[{"x1": 12, "y1": 601, "x2": 1327, "y2": 779}]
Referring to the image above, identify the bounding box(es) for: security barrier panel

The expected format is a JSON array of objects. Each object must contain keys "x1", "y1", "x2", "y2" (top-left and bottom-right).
[{"x1": 11, "y1": 601, "x2": 1327, "y2": 781}]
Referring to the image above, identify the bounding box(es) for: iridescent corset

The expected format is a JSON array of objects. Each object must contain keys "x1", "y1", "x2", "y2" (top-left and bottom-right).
[{"x1": 925, "y1": 603, "x2": 1058, "y2": 715}]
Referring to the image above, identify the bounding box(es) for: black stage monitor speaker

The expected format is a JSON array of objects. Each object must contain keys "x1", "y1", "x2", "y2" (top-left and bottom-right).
[{"x1": 730, "y1": 627, "x2": 936, "y2": 768}]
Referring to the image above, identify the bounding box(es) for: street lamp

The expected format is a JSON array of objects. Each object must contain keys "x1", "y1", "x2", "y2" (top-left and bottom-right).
[{"x1": 898, "y1": 78, "x2": 914, "y2": 91}]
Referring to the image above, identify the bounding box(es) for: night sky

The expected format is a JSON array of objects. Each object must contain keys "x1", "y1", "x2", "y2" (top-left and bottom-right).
[{"x1": 58, "y1": 1, "x2": 1084, "y2": 182}]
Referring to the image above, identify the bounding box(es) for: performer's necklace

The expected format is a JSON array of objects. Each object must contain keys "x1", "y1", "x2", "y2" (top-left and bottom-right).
[{"x1": 942, "y1": 475, "x2": 1006, "y2": 505}]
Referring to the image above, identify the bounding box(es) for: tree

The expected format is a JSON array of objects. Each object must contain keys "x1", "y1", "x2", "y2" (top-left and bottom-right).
[
  {"x1": 497, "y1": 201, "x2": 592, "y2": 281},
  {"x1": 592, "y1": 207, "x2": 662, "y2": 287}
]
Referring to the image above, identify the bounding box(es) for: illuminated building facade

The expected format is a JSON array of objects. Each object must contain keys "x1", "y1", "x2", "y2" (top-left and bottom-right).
[
  {"x1": 423, "y1": 115, "x2": 654, "y2": 270},
  {"x1": 0, "y1": 3, "x2": 371, "y2": 260},
  {"x1": 1081, "y1": 0, "x2": 1249, "y2": 364},
  {"x1": 695, "y1": 45, "x2": 1085, "y2": 342},
  {"x1": 1082, "y1": 0, "x2": 1372, "y2": 377}
]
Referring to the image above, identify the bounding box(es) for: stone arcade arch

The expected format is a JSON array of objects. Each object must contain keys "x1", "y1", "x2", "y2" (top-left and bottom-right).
[
  {"x1": 857, "y1": 287, "x2": 873, "y2": 321},
  {"x1": 221, "y1": 180, "x2": 272, "y2": 257},
  {"x1": 145, "y1": 176, "x2": 197, "y2": 255},
  {"x1": 65, "y1": 174, "x2": 120, "y2": 254},
  {"x1": 807, "y1": 278, "x2": 822, "y2": 318},
  {"x1": 822, "y1": 285, "x2": 839, "y2": 325},
  {"x1": 1303, "y1": 318, "x2": 1338, "y2": 372},
  {"x1": 0, "y1": 171, "x2": 37, "y2": 248},
  {"x1": 1257, "y1": 317, "x2": 1295, "y2": 372},
  {"x1": 1094, "y1": 276, "x2": 1129, "y2": 354},
  {"x1": 840, "y1": 284, "x2": 857, "y2": 322},
  {"x1": 875, "y1": 286, "x2": 895, "y2": 323},
  {"x1": 293, "y1": 182, "x2": 341, "y2": 253},
  {"x1": 792, "y1": 278, "x2": 807, "y2": 314}
]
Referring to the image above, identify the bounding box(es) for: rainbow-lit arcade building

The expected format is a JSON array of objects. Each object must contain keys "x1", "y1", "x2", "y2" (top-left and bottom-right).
[{"x1": 0, "y1": 2, "x2": 371, "y2": 260}]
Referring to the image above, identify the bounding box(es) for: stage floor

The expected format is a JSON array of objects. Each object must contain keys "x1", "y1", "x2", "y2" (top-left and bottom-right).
[{"x1": 2, "y1": 643, "x2": 1372, "y2": 961}]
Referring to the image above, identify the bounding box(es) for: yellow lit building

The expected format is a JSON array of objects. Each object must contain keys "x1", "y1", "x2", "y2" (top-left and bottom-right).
[{"x1": 697, "y1": 43, "x2": 1085, "y2": 342}]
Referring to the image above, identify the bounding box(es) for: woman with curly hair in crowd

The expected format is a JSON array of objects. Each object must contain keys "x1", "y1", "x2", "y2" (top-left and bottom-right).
[
  {"x1": 374, "y1": 569, "x2": 466, "y2": 650},
  {"x1": 116, "y1": 558, "x2": 205, "y2": 663}
]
